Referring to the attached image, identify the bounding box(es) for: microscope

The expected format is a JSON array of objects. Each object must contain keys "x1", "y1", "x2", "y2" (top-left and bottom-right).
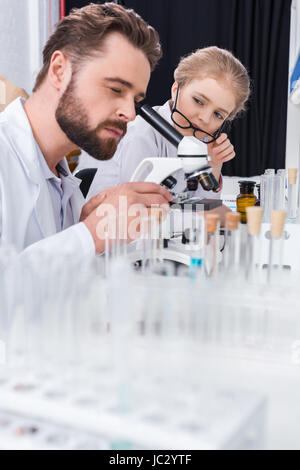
[
  {"x1": 128, "y1": 104, "x2": 223, "y2": 267},
  {"x1": 131, "y1": 103, "x2": 221, "y2": 198}
]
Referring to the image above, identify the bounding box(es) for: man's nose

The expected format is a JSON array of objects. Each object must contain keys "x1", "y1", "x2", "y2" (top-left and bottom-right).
[{"x1": 116, "y1": 98, "x2": 136, "y2": 122}]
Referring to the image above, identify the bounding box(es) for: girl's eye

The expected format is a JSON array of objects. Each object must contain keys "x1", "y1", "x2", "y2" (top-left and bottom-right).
[
  {"x1": 193, "y1": 97, "x2": 203, "y2": 105},
  {"x1": 215, "y1": 112, "x2": 224, "y2": 120},
  {"x1": 111, "y1": 88, "x2": 121, "y2": 94}
]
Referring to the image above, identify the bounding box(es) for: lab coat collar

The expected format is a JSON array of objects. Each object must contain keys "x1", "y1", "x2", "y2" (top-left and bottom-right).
[
  {"x1": 2, "y1": 97, "x2": 47, "y2": 184},
  {"x1": 56, "y1": 155, "x2": 82, "y2": 188},
  {"x1": 3, "y1": 98, "x2": 81, "y2": 186},
  {"x1": 3, "y1": 97, "x2": 83, "y2": 237},
  {"x1": 156, "y1": 100, "x2": 174, "y2": 125}
]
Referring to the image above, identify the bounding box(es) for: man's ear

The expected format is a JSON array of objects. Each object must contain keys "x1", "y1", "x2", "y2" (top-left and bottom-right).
[
  {"x1": 48, "y1": 50, "x2": 70, "y2": 91},
  {"x1": 171, "y1": 82, "x2": 178, "y2": 102}
]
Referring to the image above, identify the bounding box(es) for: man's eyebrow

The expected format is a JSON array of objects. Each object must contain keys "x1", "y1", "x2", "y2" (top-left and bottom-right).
[
  {"x1": 103, "y1": 77, "x2": 146, "y2": 99},
  {"x1": 197, "y1": 93, "x2": 230, "y2": 116}
]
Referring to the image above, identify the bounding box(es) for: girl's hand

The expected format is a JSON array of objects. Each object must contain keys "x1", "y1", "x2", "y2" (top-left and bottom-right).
[{"x1": 207, "y1": 133, "x2": 235, "y2": 171}]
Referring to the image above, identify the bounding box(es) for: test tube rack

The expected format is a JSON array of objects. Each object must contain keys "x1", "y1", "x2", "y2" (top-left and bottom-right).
[{"x1": 0, "y1": 366, "x2": 265, "y2": 450}]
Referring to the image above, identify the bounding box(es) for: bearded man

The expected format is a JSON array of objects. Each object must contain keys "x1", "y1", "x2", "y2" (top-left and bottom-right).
[{"x1": 0, "y1": 2, "x2": 172, "y2": 255}]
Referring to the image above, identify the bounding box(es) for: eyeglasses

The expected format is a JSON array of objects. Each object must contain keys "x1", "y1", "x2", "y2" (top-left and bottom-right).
[{"x1": 171, "y1": 87, "x2": 229, "y2": 144}]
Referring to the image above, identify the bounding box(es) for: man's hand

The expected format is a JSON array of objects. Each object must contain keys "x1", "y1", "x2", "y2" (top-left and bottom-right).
[
  {"x1": 207, "y1": 133, "x2": 235, "y2": 182},
  {"x1": 80, "y1": 192, "x2": 107, "y2": 222},
  {"x1": 83, "y1": 182, "x2": 173, "y2": 254}
]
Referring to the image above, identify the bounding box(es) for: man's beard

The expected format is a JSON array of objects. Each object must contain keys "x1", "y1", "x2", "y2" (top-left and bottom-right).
[{"x1": 55, "y1": 76, "x2": 127, "y2": 160}]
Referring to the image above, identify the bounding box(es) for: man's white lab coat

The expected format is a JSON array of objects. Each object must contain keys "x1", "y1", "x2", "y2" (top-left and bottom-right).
[{"x1": 0, "y1": 98, "x2": 94, "y2": 255}]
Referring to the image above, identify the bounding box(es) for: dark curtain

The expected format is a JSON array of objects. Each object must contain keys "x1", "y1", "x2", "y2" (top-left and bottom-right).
[{"x1": 66, "y1": 0, "x2": 291, "y2": 176}]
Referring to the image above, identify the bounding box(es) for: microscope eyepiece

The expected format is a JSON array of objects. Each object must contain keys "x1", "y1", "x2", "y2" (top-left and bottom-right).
[{"x1": 136, "y1": 104, "x2": 182, "y2": 148}]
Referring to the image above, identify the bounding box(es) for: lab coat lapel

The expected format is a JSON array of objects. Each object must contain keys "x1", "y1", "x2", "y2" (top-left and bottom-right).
[
  {"x1": 70, "y1": 185, "x2": 84, "y2": 222},
  {"x1": 4, "y1": 98, "x2": 84, "y2": 235},
  {"x1": 5, "y1": 98, "x2": 57, "y2": 237},
  {"x1": 34, "y1": 176, "x2": 57, "y2": 237}
]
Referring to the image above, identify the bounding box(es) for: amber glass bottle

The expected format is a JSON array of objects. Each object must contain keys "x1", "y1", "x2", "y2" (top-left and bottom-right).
[
  {"x1": 255, "y1": 183, "x2": 261, "y2": 206},
  {"x1": 236, "y1": 181, "x2": 257, "y2": 223}
]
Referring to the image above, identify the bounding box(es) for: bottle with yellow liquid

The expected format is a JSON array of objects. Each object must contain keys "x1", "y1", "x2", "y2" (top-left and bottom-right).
[{"x1": 236, "y1": 181, "x2": 257, "y2": 223}]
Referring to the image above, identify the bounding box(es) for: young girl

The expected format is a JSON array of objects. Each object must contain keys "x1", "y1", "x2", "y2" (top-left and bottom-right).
[{"x1": 85, "y1": 46, "x2": 250, "y2": 200}]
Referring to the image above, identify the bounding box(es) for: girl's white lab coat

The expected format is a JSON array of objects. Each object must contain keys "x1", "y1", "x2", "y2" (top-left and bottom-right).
[{"x1": 0, "y1": 98, "x2": 94, "y2": 255}]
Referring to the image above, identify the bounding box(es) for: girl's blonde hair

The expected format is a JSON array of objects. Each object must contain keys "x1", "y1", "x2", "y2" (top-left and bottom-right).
[{"x1": 174, "y1": 46, "x2": 250, "y2": 119}]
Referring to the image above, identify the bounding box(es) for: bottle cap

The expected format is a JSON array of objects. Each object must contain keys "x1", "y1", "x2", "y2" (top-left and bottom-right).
[
  {"x1": 246, "y1": 206, "x2": 263, "y2": 235},
  {"x1": 271, "y1": 210, "x2": 286, "y2": 238},
  {"x1": 225, "y1": 212, "x2": 240, "y2": 231},
  {"x1": 238, "y1": 180, "x2": 256, "y2": 194},
  {"x1": 205, "y1": 213, "x2": 219, "y2": 232},
  {"x1": 288, "y1": 168, "x2": 297, "y2": 184}
]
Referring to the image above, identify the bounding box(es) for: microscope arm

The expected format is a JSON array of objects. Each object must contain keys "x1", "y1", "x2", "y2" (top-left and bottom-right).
[{"x1": 130, "y1": 158, "x2": 182, "y2": 184}]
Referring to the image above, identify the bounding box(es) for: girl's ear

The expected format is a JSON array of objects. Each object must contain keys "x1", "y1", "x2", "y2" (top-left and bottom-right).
[{"x1": 171, "y1": 82, "x2": 178, "y2": 102}]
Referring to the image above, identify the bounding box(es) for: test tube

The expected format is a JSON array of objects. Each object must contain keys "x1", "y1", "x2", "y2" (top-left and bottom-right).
[
  {"x1": 267, "y1": 210, "x2": 286, "y2": 283},
  {"x1": 223, "y1": 212, "x2": 241, "y2": 276},
  {"x1": 260, "y1": 174, "x2": 266, "y2": 215},
  {"x1": 105, "y1": 231, "x2": 110, "y2": 278},
  {"x1": 140, "y1": 215, "x2": 150, "y2": 273},
  {"x1": 119, "y1": 208, "x2": 129, "y2": 258},
  {"x1": 261, "y1": 172, "x2": 284, "y2": 221},
  {"x1": 276, "y1": 169, "x2": 286, "y2": 210},
  {"x1": 188, "y1": 214, "x2": 205, "y2": 280},
  {"x1": 150, "y1": 207, "x2": 164, "y2": 265},
  {"x1": 108, "y1": 257, "x2": 134, "y2": 412},
  {"x1": 273, "y1": 175, "x2": 283, "y2": 210},
  {"x1": 103, "y1": 213, "x2": 118, "y2": 276},
  {"x1": 140, "y1": 215, "x2": 155, "y2": 272},
  {"x1": 245, "y1": 206, "x2": 263, "y2": 283},
  {"x1": 287, "y1": 168, "x2": 298, "y2": 220},
  {"x1": 204, "y1": 214, "x2": 220, "y2": 278},
  {"x1": 261, "y1": 174, "x2": 273, "y2": 222}
]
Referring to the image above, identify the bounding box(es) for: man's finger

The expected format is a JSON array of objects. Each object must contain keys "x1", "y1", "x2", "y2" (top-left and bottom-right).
[
  {"x1": 129, "y1": 182, "x2": 173, "y2": 201},
  {"x1": 87, "y1": 192, "x2": 107, "y2": 210},
  {"x1": 80, "y1": 192, "x2": 107, "y2": 221},
  {"x1": 134, "y1": 193, "x2": 172, "y2": 207}
]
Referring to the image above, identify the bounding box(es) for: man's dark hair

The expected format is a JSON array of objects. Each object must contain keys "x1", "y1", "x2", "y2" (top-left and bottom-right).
[{"x1": 33, "y1": 2, "x2": 162, "y2": 91}]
